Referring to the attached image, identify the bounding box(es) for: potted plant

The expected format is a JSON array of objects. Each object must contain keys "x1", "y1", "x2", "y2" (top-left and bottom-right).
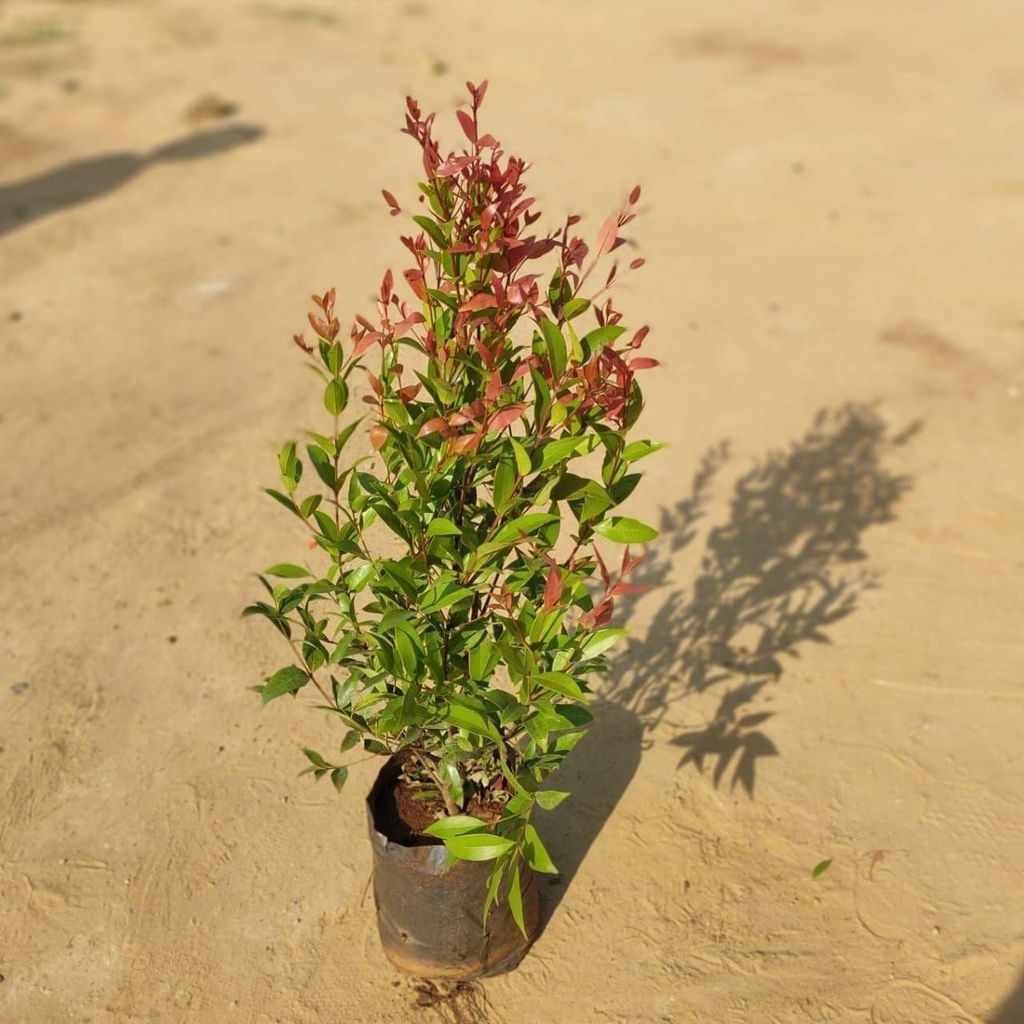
[{"x1": 245, "y1": 81, "x2": 661, "y2": 979}]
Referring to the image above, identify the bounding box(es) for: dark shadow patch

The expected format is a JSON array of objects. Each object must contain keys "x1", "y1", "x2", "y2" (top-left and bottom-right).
[
  {"x1": 989, "y1": 967, "x2": 1024, "y2": 1024},
  {"x1": 537, "y1": 700, "x2": 646, "y2": 930},
  {"x1": 608, "y1": 404, "x2": 918, "y2": 796},
  {"x1": 0, "y1": 123, "x2": 264, "y2": 236},
  {"x1": 880, "y1": 319, "x2": 965, "y2": 363}
]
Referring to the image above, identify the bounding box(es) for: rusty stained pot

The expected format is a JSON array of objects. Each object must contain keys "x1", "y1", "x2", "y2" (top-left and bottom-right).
[{"x1": 366, "y1": 755, "x2": 540, "y2": 979}]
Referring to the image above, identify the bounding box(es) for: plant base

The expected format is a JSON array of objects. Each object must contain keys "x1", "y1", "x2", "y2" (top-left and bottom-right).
[{"x1": 366, "y1": 756, "x2": 540, "y2": 979}]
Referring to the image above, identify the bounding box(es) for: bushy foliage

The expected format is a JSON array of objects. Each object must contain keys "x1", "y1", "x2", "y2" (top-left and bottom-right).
[{"x1": 246, "y1": 81, "x2": 660, "y2": 929}]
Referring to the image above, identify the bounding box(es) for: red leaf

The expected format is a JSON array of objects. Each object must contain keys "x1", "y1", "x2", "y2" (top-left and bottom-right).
[
  {"x1": 594, "y1": 211, "x2": 619, "y2": 258},
  {"x1": 396, "y1": 384, "x2": 422, "y2": 403},
  {"x1": 369, "y1": 425, "x2": 388, "y2": 450},
  {"x1": 629, "y1": 184, "x2": 641, "y2": 205},
  {"x1": 629, "y1": 258, "x2": 645, "y2": 270},
  {"x1": 381, "y1": 188, "x2": 401, "y2": 215},
  {"x1": 488, "y1": 403, "x2": 526, "y2": 432},
  {"x1": 351, "y1": 332, "x2": 378, "y2": 358},
  {"x1": 417, "y1": 416, "x2": 448, "y2": 438},
  {"x1": 629, "y1": 325, "x2": 650, "y2": 349},
  {"x1": 449, "y1": 431, "x2": 483, "y2": 455},
  {"x1": 392, "y1": 312, "x2": 425, "y2": 337},
  {"x1": 581, "y1": 596, "x2": 614, "y2": 629},
  {"x1": 456, "y1": 109, "x2": 477, "y2": 143},
  {"x1": 436, "y1": 155, "x2": 474, "y2": 178},
  {"x1": 623, "y1": 550, "x2": 646, "y2": 574},
  {"x1": 542, "y1": 564, "x2": 564, "y2": 611},
  {"x1": 292, "y1": 333, "x2": 313, "y2": 354},
  {"x1": 404, "y1": 268, "x2": 427, "y2": 301},
  {"x1": 485, "y1": 369, "x2": 503, "y2": 402},
  {"x1": 629, "y1": 357, "x2": 660, "y2": 370},
  {"x1": 460, "y1": 292, "x2": 498, "y2": 313},
  {"x1": 609, "y1": 582, "x2": 655, "y2": 597},
  {"x1": 474, "y1": 80, "x2": 489, "y2": 107}
]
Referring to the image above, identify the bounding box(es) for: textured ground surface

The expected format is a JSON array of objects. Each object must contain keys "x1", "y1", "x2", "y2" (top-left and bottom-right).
[{"x1": 2, "y1": 2, "x2": 1023, "y2": 1022}]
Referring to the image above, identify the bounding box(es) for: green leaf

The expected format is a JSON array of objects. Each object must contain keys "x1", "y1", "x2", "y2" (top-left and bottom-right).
[
  {"x1": 330, "y1": 766, "x2": 349, "y2": 792},
  {"x1": 536, "y1": 790, "x2": 570, "y2": 810},
  {"x1": 335, "y1": 416, "x2": 364, "y2": 456},
  {"x1": 302, "y1": 747, "x2": 328, "y2": 769},
  {"x1": 622, "y1": 439, "x2": 666, "y2": 464},
  {"x1": 581, "y1": 628, "x2": 627, "y2": 659},
  {"x1": 493, "y1": 512, "x2": 560, "y2": 545},
  {"x1": 445, "y1": 702, "x2": 502, "y2": 742},
  {"x1": 483, "y1": 858, "x2": 507, "y2": 926},
  {"x1": 540, "y1": 317, "x2": 567, "y2": 379},
  {"x1": 420, "y1": 583, "x2": 474, "y2": 614},
  {"x1": 264, "y1": 563, "x2": 310, "y2": 579},
  {"x1": 445, "y1": 832, "x2": 515, "y2": 862},
  {"x1": 510, "y1": 438, "x2": 531, "y2": 477},
  {"x1": 593, "y1": 516, "x2": 658, "y2": 543},
  {"x1": 561, "y1": 297, "x2": 590, "y2": 321},
  {"x1": 339, "y1": 729, "x2": 361, "y2": 753},
  {"x1": 261, "y1": 665, "x2": 309, "y2": 704},
  {"x1": 550, "y1": 473, "x2": 589, "y2": 500},
  {"x1": 299, "y1": 494, "x2": 322, "y2": 519},
  {"x1": 306, "y1": 444, "x2": 336, "y2": 489},
  {"x1": 423, "y1": 815, "x2": 487, "y2": 839},
  {"x1": 426, "y1": 517, "x2": 462, "y2": 537},
  {"x1": 332, "y1": 674, "x2": 358, "y2": 708},
  {"x1": 493, "y1": 456, "x2": 515, "y2": 512},
  {"x1": 536, "y1": 435, "x2": 598, "y2": 471},
  {"x1": 523, "y1": 823, "x2": 558, "y2": 874},
  {"x1": 345, "y1": 563, "x2": 374, "y2": 592},
  {"x1": 469, "y1": 640, "x2": 497, "y2": 682},
  {"x1": 533, "y1": 671, "x2": 585, "y2": 700},
  {"x1": 278, "y1": 440, "x2": 298, "y2": 478},
  {"x1": 324, "y1": 378, "x2": 349, "y2": 416},
  {"x1": 413, "y1": 214, "x2": 449, "y2": 251},
  {"x1": 507, "y1": 862, "x2": 526, "y2": 937},
  {"x1": 438, "y1": 759, "x2": 465, "y2": 810},
  {"x1": 812, "y1": 858, "x2": 833, "y2": 879},
  {"x1": 264, "y1": 488, "x2": 299, "y2": 515},
  {"x1": 583, "y1": 324, "x2": 627, "y2": 351}
]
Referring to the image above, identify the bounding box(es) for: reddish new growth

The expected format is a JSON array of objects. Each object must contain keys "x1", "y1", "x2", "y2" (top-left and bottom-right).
[{"x1": 290, "y1": 79, "x2": 657, "y2": 610}]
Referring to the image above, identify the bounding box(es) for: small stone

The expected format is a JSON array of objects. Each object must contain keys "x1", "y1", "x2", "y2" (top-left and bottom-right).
[
  {"x1": 167, "y1": 635, "x2": 178, "y2": 644},
  {"x1": 10, "y1": 681, "x2": 29, "y2": 695},
  {"x1": 8, "y1": 311, "x2": 22, "y2": 322}
]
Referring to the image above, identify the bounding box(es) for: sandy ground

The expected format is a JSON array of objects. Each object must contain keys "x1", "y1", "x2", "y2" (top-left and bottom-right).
[{"x1": 1, "y1": 1, "x2": 1023, "y2": 1021}]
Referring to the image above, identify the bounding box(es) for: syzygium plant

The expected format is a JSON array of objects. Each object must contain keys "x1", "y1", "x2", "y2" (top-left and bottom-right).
[{"x1": 246, "y1": 81, "x2": 662, "y2": 932}]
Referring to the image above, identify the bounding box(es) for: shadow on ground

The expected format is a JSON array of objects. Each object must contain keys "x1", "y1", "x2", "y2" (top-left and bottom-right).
[
  {"x1": 540, "y1": 403, "x2": 919, "y2": 927},
  {"x1": 0, "y1": 123, "x2": 264, "y2": 236},
  {"x1": 989, "y1": 967, "x2": 1024, "y2": 1023}
]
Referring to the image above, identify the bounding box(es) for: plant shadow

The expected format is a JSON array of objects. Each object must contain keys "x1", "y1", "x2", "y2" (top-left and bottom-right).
[
  {"x1": 0, "y1": 123, "x2": 264, "y2": 237},
  {"x1": 539, "y1": 403, "x2": 919, "y2": 929},
  {"x1": 989, "y1": 967, "x2": 1024, "y2": 1023}
]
